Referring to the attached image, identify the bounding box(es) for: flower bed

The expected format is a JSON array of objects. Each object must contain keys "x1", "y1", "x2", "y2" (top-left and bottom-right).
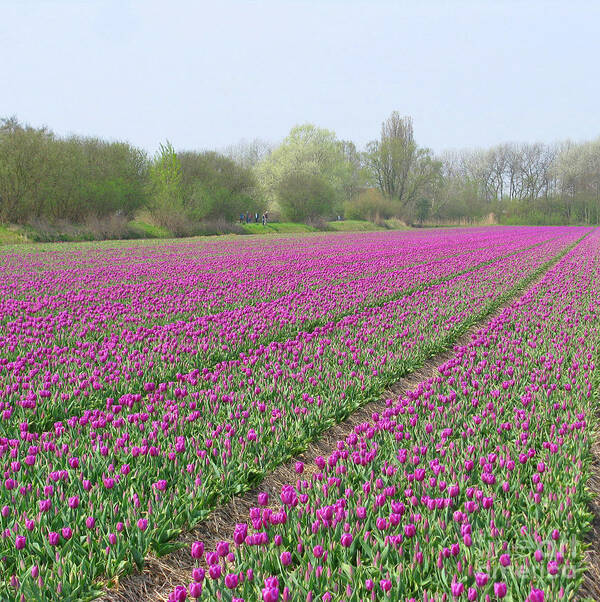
[
  {"x1": 174, "y1": 230, "x2": 599, "y2": 601},
  {"x1": 0, "y1": 227, "x2": 590, "y2": 601}
]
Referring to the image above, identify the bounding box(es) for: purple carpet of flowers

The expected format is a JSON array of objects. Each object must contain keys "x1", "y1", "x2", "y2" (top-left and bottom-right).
[
  {"x1": 172, "y1": 229, "x2": 600, "y2": 601},
  {"x1": 0, "y1": 227, "x2": 595, "y2": 601}
]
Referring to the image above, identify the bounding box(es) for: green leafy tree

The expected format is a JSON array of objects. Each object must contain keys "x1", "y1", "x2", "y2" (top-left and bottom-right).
[
  {"x1": 276, "y1": 171, "x2": 337, "y2": 222},
  {"x1": 0, "y1": 117, "x2": 148, "y2": 225},
  {"x1": 0, "y1": 117, "x2": 53, "y2": 222},
  {"x1": 147, "y1": 141, "x2": 183, "y2": 226},
  {"x1": 178, "y1": 150, "x2": 260, "y2": 221},
  {"x1": 255, "y1": 124, "x2": 357, "y2": 220}
]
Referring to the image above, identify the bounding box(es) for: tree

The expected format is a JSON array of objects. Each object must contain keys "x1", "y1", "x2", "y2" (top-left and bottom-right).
[
  {"x1": 365, "y1": 112, "x2": 416, "y2": 201},
  {"x1": 1, "y1": 116, "x2": 149, "y2": 225},
  {"x1": 0, "y1": 116, "x2": 53, "y2": 222},
  {"x1": 147, "y1": 141, "x2": 183, "y2": 226},
  {"x1": 276, "y1": 171, "x2": 337, "y2": 222},
  {"x1": 255, "y1": 124, "x2": 355, "y2": 218},
  {"x1": 222, "y1": 138, "x2": 274, "y2": 169},
  {"x1": 365, "y1": 112, "x2": 441, "y2": 220},
  {"x1": 339, "y1": 140, "x2": 367, "y2": 202},
  {"x1": 178, "y1": 150, "x2": 261, "y2": 221},
  {"x1": 554, "y1": 138, "x2": 600, "y2": 223}
]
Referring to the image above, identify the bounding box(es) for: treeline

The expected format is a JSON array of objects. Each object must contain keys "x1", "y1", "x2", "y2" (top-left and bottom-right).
[
  {"x1": 1, "y1": 113, "x2": 599, "y2": 240},
  {"x1": 0, "y1": 117, "x2": 146, "y2": 223},
  {"x1": 436, "y1": 139, "x2": 600, "y2": 225}
]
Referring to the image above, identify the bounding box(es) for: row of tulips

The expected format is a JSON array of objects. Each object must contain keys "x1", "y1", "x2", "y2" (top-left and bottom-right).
[
  {"x1": 1, "y1": 228, "x2": 548, "y2": 317},
  {"x1": 172, "y1": 229, "x2": 600, "y2": 601},
  {"x1": 0, "y1": 228, "x2": 579, "y2": 434},
  {"x1": 0, "y1": 228, "x2": 589, "y2": 600},
  {"x1": 0, "y1": 227, "x2": 560, "y2": 301}
]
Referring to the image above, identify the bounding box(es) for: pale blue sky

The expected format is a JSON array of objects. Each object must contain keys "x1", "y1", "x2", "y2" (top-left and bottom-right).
[{"x1": 2, "y1": 0, "x2": 599, "y2": 155}]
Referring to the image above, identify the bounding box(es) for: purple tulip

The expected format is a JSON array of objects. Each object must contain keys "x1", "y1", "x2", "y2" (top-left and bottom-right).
[
  {"x1": 340, "y1": 533, "x2": 353, "y2": 547},
  {"x1": 170, "y1": 586, "x2": 187, "y2": 601},
  {"x1": 188, "y1": 582, "x2": 202, "y2": 598},
  {"x1": 216, "y1": 540, "x2": 230, "y2": 557},
  {"x1": 529, "y1": 589, "x2": 544, "y2": 602},
  {"x1": 209, "y1": 564, "x2": 222, "y2": 580},
  {"x1": 191, "y1": 541, "x2": 204, "y2": 559},
  {"x1": 534, "y1": 549, "x2": 543, "y2": 562},
  {"x1": 475, "y1": 573, "x2": 489, "y2": 587},
  {"x1": 451, "y1": 582, "x2": 464, "y2": 597},
  {"x1": 380, "y1": 579, "x2": 392, "y2": 592},
  {"x1": 494, "y1": 583, "x2": 507, "y2": 598},
  {"x1": 262, "y1": 588, "x2": 279, "y2": 602},
  {"x1": 48, "y1": 532, "x2": 60, "y2": 546}
]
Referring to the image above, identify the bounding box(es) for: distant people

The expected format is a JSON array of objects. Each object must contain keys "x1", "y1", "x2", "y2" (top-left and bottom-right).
[
  {"x1": 246, "y1": 211, "x2": 251, "y2": 224},
  {"x1": 264, "y1": 211, "x2": 268, "y2": 224},
  {"x1": 255, "y1": 212, "x2": 259, "y2": 223},
  {"x1": 240, "y1": 213, "x2": 245, "y2": 224},
  {"x1": 261, "y1": 213, "x2": 266, "y2": 226}
]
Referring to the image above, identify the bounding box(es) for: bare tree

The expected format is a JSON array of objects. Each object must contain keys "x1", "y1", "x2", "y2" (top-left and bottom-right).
[
  {"x1": 365, "y1": 113, "x2": 417, "y2": 201},
  {"x1": 222, "y1": 138, "x2": 274, "y2": 169},
  {"x1": 365, "y1": 112, "x2": 440, "y2": 218}
]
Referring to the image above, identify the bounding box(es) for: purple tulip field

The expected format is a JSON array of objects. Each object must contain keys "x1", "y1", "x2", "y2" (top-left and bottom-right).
[{"x1": 1, "y1": 227, "x2": 598, "y2": 601}]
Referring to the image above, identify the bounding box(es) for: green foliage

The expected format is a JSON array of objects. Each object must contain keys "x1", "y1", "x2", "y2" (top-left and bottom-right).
[
  {"x1": 0, "y1": 117, "x2": 148, "y2": 224},
  {"x1": 2, "y1": 114, "x2": 598, "y2": 237},
  {"x1": 255, "y1": 124, "x2": 362, "y2": 219},
  {"x1": 364, "y1": 112, "x2": 442, "y2": 223},
  {"x1": 242, "y1": 222, "x2": 318, "y2": 234},
  {"x1": 0, "y1": 224, "x2": 26, "y2": 244},
  {"x1": 276, "y1": 171, "x2": 338, "y2": 221},
  {"x1": 178, "y1": 151, "x2": 260, "y2": 222},
  {"x1": 127, "y1": 219, "x2": 172, "y2": 239},
  {"x1": 147, "y1": 141, "x2": 183, "y2": 227},
  {"x1": 343, "y1": 188, "x2": 399, "y2": 222},
  {"x1": 0, "y1": 116, "x2": 54, "y2": 223},
  {"x1": 326, "y1": 219, "x2": 384, "y2": 232}
]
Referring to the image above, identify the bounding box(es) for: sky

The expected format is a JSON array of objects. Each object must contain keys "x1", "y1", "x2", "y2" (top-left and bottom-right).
[{"x1": 2, "y1": 0, "x2": 600, "y2": 155}]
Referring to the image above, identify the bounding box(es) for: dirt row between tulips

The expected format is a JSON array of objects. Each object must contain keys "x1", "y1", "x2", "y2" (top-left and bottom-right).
[
  {"x1": 578, "y1": 421, "x2": 600, "y2": 601},
  {"x1": 100, "y1": 260, "x2": 600, "y2": 602}
]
